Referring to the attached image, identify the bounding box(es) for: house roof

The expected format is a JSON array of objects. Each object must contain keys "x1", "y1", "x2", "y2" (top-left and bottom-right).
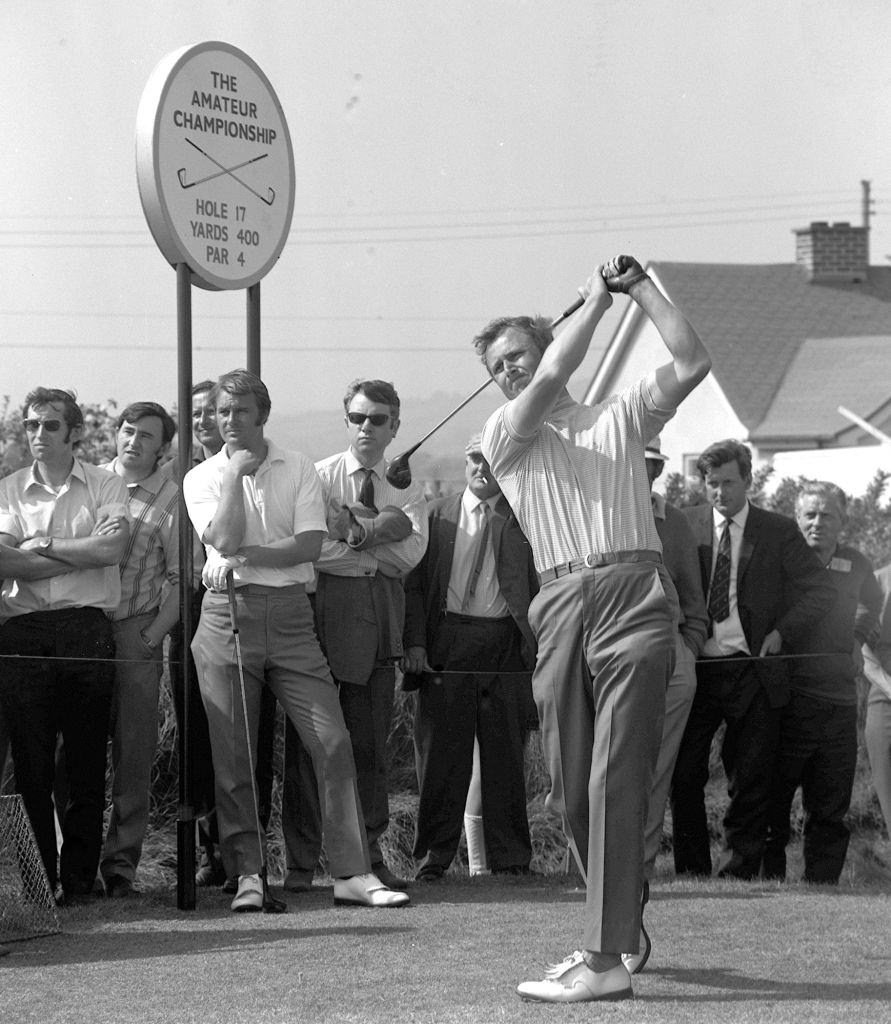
[
  {"x1": 751, "y1": 335, "x2": 891, "y2": 442},
  {"x1": 646, "y1": 262, "x2": 891, "y2": 433}
]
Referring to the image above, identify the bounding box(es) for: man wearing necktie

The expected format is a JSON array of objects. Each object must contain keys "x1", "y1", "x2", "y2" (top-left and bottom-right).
[
  {"x1": 281, "y1": 379, "x2": 428, "y2": 892},
  {"x1": 672, "y1": 440, "x2": 835, "y2": 879},
  {"x1": 402, "y1": 434, "x2": 538, "y2": 881}
]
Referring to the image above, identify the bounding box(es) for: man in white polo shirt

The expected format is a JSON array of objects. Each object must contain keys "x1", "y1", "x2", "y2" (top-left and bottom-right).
[
  {"x1": 474, "y1": 256, "x2": 710, "y2": 1003},
  {"x1": 183, "y1": 370, "x2": 407, "y2": 912}
]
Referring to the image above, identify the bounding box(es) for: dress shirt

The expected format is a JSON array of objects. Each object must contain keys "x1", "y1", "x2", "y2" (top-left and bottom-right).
[
  {"x1": 446, "y1": 488, "x2": 510, "y2": 618},
  {"x1": 0, "y1": 458, "x2": 130, "y2": 616},
  {"x1": 314, "y1": 448, "x2": 428, "y2": 579},
  {"x1": 482, "y1": 376, "x2": 672, "y2": 574},
  {"x1": 183, "y1": 439, "x2": 327, "y2": 588},
  {"x1": 703, "y1": 500, "x2": 751, "y2": 658},
  {"x1": 101, "y1": 458, "x2": 180, "y2": 621}
]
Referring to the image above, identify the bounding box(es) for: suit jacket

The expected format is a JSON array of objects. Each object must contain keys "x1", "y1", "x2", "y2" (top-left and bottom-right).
[
  {"x1": 315, "y1": 572, "x2": 405, "y2": 684},
  {"x1": 683, "y1": 501, "x2": 835, "y2": 705},
  {"x1": 403, "y1": 493, "x2": 539, "y2": 674}
]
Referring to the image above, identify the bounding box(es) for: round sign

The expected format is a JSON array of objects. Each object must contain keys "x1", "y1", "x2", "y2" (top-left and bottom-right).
[{"x1": 136, "y1": 41, "x2": 295, "y2": 290}]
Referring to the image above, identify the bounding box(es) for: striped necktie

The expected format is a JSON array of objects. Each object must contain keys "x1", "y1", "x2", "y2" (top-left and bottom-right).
[{"x1": 708, "y1": 518, "x2": 732, "y2": 623}]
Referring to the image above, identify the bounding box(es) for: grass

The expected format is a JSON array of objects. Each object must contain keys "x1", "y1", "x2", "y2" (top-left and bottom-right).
[
  {"x1": 3, "y1": 850, "x2": 890, "y2": 1024},
  {"x1": 4, "y1": 667, "x2": 891, "y2": 1023}
]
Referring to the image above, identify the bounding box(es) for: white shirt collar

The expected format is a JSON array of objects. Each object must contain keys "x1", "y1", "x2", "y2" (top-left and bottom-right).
[{"x1": 712, "y1": 499, "x2": 750, "y2": 532}]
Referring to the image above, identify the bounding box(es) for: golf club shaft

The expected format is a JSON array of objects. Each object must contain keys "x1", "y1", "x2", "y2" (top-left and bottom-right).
[
  {"x1": 405, "y1": 377, "x2": 494, "y2": 455},
  {"x1": 226, "y1": 574, "x2": 267, "y2": 874},
  {"x1": 404, "y1": 293, "x2": 585, "y2": 454}
]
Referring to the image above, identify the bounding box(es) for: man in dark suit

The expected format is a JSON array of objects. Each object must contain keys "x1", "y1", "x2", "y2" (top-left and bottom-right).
[
  {"x1": 402, "y1": 434, "x2": 538, "y2": 880},
  {"x1": 670, "y1": 439, "x2": 834, "y2": 878}
]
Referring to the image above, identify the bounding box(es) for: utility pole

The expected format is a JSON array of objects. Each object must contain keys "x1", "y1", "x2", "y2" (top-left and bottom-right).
[{"x1": 861, "y1": 179, "x2": 873, "y2": 231}]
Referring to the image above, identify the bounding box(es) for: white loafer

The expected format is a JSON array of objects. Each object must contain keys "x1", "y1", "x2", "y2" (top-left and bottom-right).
[
  {"x1": 517, "y1": 952, "x2": 632, "y2": 1003},
  {"x1": 333, "y1": 873, "x2": 410, "y2": 908},
  {"x1": 231, "y1": 873, "x2": 263, "y2": 912}
]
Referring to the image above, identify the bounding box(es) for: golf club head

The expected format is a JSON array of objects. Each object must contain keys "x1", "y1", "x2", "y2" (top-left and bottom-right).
[
  {"x1": 386, "y1": 452, "x2": 412, "y2": 490},
  {"x1": 261, "y1": 869, "x2": 288, "y2": 914}
]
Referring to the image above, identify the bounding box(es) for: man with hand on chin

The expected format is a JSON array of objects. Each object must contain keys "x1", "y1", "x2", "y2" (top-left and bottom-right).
[
  {"x1": 99, "y1": 402, "x2": 180, "y2": 897},
  {"x1": 474, "y1": 257, "x2": 710, "y2": 1003},
  {"x1": 282, "y1": 379, "x2": 427, "y2": 893},
  {"x1": 184, "y1": 370, "x2": 407, "y2": 911}
]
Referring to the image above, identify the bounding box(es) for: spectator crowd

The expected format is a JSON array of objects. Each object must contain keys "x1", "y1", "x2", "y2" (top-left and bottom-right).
[{"x1": 0, "y1": 256, "x2": 889, "y2": 1003}]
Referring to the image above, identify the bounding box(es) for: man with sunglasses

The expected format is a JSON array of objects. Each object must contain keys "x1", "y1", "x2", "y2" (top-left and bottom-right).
[
  {"x1": 0, "y1": 388, "x2": 130, "y2": 903},
  {"x1": 282, "y1": 379, "x2": 428, "y2": 892}
]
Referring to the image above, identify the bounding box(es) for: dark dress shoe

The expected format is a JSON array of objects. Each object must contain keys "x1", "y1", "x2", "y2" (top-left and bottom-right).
[
  {"x1": 372, "y1": 863, "x2": 411, "y2": 890},
  {"x1": 105, "y1": 876, "x2": 134, "y2": 899},
  {"x1": 416, "y1": 863, "x2": 445, "y2": 883},
  {"x1": 195, "y1": 854, "x2": 226, "y2": 887}
]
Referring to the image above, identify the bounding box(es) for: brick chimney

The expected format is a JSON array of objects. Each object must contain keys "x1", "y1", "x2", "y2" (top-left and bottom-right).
[{"x1": 794, "y1": 221, "x2": 869, "y2": 283}]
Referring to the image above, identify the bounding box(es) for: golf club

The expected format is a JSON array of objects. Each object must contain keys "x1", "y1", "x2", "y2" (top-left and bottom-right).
[
  {"x1": 385, "y1": 292, "x2": 586, "y2": 488},
  {"x1": 226, "y1": 573, "x2": 287, "y2": 914}
]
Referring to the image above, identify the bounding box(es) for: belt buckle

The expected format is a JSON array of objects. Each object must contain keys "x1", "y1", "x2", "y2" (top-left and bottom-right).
[{"x1": 583, "y1": 553, "x2": 596, "y2": 569}]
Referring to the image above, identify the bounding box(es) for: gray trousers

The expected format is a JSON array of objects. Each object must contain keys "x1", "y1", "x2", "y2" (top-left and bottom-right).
[
  {"x1": 101, "y1": 613, "x2": 164, "y2": 883},
  {"x1": 643, "y1": 634, "x2": 698, "y2": 876},
  {"x1": 529, "y1": 561, "x2": 675, "y2": 954},
  {"x1": 191, "y1": 584, "x2": 370, "y2": 879},
  {"x1": 865, "y1": 683, "x2": 891, "y2": 839}
]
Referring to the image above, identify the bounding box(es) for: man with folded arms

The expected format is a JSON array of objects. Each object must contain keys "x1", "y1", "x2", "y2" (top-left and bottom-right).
[
  {"x1": 184, "y1": 370, "x2": 407, "y2": 911},
  {"x1": 0, "y1": 388, "x2": 130, "y2": 902},
  {"x1": 281, "y1": 379, "x2": 427, "y2": 893},
  {"x1": 474, "y1": 256, "x2": 710, "y2": 1003}
]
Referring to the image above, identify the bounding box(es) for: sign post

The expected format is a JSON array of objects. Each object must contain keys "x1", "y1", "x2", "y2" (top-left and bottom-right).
[{"x1": 136, "y1": 41, "x2": 295, "y2": 909}]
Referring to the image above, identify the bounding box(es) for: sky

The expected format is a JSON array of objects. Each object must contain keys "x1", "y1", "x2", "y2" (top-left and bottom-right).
[{"x1": 2, "y1": 1, "x2": 891, "y2": 445}]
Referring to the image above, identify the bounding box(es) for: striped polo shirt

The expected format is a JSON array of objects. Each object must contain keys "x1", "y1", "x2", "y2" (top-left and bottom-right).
[
  {"x1": 481, "y1": 376, "x2": 673, "y2": 575},
  {"x1": 102, "y1": 458, "x2": 180, "y2": 621}
]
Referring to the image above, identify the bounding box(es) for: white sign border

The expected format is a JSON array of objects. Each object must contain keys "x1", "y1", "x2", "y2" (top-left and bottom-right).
[{"x1": 136, "y1": 40, "x2": 295, "y2": 291}]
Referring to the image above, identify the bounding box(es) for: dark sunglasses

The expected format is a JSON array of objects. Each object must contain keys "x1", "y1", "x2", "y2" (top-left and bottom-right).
[
  {"x1": 23, "y1": 419, "x2": 63, "y2": 433},
  {"x1": 347, "y1": 412, "x2": 391, "y2": 427}
]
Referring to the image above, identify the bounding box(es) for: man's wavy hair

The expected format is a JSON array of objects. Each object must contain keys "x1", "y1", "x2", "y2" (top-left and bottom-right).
[
  {"x1": 696, "y1": 439, "x2": 753, "y2": 483},
  {"x1": 117, "y1": 402, "x2": 177, "y2": 446},
  {"x1": 22, "y1": 387, "x2": 83, "y2": 438},
  {"x1": 472, "y1": 315, "x2": 554, "y2": 367},
  {"x1": 213, "y1": 369, "x2": 271, "y2": 425},
  {"x1": 342, "y1": 379, "x2": 400, "y2": 419},
  {"x1": 796, "y1": 480, "x2": 848, "y2": 519}
]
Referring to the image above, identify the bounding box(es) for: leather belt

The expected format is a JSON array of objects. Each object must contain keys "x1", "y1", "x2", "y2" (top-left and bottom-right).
[{"x1": 538, "y1": 550, "x2": 662, "y2": 585}]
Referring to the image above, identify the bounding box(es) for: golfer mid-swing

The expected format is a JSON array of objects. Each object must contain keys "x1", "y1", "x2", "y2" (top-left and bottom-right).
[
  {"x1": 184, "y1": 369, "x2": 408, "y2": 911},
  {"x1": 475, "y1": 256, "x2": 710, "y2": 1002}
]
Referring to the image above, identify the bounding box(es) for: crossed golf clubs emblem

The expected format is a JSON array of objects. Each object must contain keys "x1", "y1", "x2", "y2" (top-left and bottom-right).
[{"x1": 178, "y1": 137, "x2": 275, "y2": 206}]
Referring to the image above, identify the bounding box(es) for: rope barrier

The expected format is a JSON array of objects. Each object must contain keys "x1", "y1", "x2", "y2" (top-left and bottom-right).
[{"x1": 0, "y1": 649, "x2": 862, "y2": 670}]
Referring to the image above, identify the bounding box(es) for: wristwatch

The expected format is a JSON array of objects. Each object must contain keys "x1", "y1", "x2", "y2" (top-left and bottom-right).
[
  {"x1": 140, "y1": 630, "x2": 159, "y2": 651},
  {"x1": 36, "y1": 536, "x2": 53, "y2": 552}
]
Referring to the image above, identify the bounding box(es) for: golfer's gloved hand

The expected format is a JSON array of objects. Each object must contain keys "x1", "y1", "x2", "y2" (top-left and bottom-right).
[
  {"x1": 203, "y1": 552, "x2": 247, "y2": 592},
  {"x1": 601, "y1": 254, "x2": 648, "y2": 294}
]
